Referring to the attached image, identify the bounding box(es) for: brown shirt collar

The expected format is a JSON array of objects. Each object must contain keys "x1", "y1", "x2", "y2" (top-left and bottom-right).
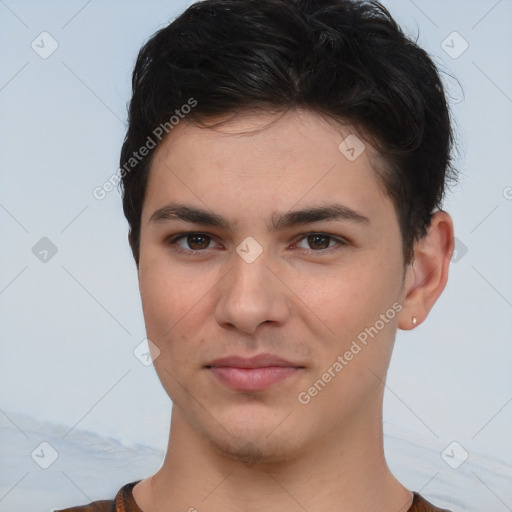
[
  {"x1": 115, "y1": 481, "x2": 452, "y2": 512},
  {"x1": 56, "y1": 480, "x2": 452, "y2": 512}
]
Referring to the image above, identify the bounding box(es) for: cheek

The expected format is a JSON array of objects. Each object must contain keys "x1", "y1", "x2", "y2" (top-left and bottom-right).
[
  {"x1": 137, "y1": 253, "x2": 219, "y2": 365},
  {"x1": 139, "y1": 260, "x2": 194, "y2": 339},
  {"x1": 138, "y1": 268, "x2": 202, "y2": 396},
  {"x1": 297, "y1": 257, "x2": 399, "y2": 333}
]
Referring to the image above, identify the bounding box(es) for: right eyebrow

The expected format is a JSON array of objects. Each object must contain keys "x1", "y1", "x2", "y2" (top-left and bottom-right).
[{"x1": 148, "y1": 203, "x2": 232, "y2": 231}]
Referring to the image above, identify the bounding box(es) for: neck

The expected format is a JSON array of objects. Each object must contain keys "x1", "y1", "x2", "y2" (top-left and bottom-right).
[{"x1": 133, "y1": 402, "x2": 413, "y2": 512}]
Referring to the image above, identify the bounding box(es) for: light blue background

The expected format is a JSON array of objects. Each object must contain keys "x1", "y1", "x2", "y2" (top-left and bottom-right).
[{"x1": 1, "y1": 1, "x2": 511, "y2": 510}]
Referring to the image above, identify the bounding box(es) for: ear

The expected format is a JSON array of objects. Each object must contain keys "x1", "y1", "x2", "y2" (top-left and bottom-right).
[{"x1": 397, "y1": 210, "x2": 454, "y2": 330}]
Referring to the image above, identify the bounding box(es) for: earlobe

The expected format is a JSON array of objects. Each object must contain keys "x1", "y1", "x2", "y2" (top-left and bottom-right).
[
  {"x1": 398, "y1": 263, "x2": 420, "y2": 330},
  {"x1": 397, "y1": 210, "x2": 454, "y2": 330}
]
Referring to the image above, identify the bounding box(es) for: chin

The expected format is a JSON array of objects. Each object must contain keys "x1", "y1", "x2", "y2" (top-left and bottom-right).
[
  {"x1": 204, "y1": 422, "x2": 305, "y2": 467},
  {"x1": 172, "y1": 388, "x2": 317, "y2": 466}
]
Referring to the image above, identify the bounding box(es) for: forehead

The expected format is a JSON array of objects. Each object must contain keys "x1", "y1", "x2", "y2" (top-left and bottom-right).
[{"x1": 141, "y1": 108, "x2": 393, "y2": 228}]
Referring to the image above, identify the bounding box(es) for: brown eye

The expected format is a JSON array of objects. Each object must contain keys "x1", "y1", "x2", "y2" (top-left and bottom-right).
[
  {"x1": 306, "y1": 234, "x2": 331, "y2": 250},
  {"x1": 294, "y1": 233, "x2": 348, "y2": 253},
  {"x1": 166, "y1": 232, "x2": 223, "y2": 256},
  {"x1": 185, "y1": 234, "x2": 211, "y2": 250}
]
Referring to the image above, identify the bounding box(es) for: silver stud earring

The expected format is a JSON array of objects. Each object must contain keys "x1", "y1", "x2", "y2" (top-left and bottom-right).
[{"x1": 411, "y1": 316, "x2": 417, "y2": 327}]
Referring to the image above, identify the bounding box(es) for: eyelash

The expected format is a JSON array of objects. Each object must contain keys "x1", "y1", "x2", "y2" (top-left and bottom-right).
[{"x1": 165, "y1": 232, "x2": 349, "y2": 257}]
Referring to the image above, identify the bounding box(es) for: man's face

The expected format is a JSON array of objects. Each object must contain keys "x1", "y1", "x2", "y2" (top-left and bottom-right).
[{"x1": 137, "y1": 109, "x2": 407, "y2": 464}]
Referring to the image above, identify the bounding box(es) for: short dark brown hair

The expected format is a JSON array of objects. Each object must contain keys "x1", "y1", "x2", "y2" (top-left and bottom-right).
[{"x1": 120, "y1": 0, "x2": 458, "y2": 266}]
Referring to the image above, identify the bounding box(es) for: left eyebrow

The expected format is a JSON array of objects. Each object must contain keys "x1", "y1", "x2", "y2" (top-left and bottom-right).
[{"x1": 268, "y1": 204, "x2": 370, "y2": 232}]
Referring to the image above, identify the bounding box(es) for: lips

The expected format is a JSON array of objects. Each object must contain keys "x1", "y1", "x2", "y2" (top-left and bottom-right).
[
  {"x1": 207, "y1": 354, "x2": 301, "y2": 369},
  {"x1": 206, "y1": 354, "x2": 304, "y2": 392}
]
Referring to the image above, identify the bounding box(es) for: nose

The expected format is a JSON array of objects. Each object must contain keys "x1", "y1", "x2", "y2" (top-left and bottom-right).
[{"x1": 215, "y1": 251, "x2": 290, "y2": 335}]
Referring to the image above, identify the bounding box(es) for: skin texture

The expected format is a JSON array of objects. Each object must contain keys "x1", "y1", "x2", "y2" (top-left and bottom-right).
[{"x1": 131, "y1": 109, "x2": 454, "y2": 512}]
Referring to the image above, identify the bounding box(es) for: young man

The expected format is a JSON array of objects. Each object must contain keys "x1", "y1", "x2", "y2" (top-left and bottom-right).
[{"x1": 56, "y1": 0, "x2": 457, "y2": 510}]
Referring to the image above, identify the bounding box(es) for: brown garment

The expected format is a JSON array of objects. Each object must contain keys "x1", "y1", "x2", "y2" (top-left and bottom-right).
[{"x1": 54, "y1": 480, "x2": 452, "y2": 512}]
